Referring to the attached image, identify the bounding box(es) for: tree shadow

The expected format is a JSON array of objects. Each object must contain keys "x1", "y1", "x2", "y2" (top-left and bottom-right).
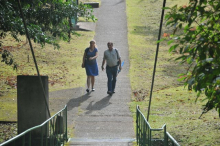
[{"x1": 85, "y1": 95, "x2": 112, "y2": 114}]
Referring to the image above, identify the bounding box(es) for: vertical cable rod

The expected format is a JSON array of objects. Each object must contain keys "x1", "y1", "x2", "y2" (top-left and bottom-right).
[
  {"x1": 147, "y1": 0, "x2": 167, "y2": 121},
  {"x1": 17, "y1": 0, "x2": 51, "y2": 118}
]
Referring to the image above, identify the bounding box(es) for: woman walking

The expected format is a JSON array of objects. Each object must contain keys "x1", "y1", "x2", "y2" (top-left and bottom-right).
[{"x1": 82, "y1": 40, "x2": 99, "y2": 92}]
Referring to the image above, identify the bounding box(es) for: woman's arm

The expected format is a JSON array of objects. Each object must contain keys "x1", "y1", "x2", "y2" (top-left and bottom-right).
[
  {"x1": 89, "y1": 49, "x2": 98, "y2": 60},
  {"x1": 82, "y1": 51, "x2": 86, "y2": 67},
  {"x1": 89, "y1": 51, "x2": 98, "y2": 60}
]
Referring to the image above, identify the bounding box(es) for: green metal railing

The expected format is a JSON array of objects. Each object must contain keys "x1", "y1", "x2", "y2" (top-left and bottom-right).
[
  {"x1": 1, "y1": 105, "x2": 68, "y2": 146},
  {"x1": 136, "y1": 105, "x2": 180, "y2": 146}
]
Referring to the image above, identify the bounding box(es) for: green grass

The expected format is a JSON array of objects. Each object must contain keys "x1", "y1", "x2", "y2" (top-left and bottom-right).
[{"x1": 126, "y1": 0, "x2": 220, "y2": 145}]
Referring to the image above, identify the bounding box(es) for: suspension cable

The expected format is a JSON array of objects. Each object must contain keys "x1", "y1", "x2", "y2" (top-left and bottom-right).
[
  {"x1": 147, "y1": 0, "x2": 167, "y2": 121},
  {"x1": 17, "y1": 0, "x2": 51, "y2": 118}
]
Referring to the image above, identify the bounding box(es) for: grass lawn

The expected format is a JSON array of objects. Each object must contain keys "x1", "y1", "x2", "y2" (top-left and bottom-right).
[{"x1": 126, "y1": 0, "x2": 220, "y2": 145}]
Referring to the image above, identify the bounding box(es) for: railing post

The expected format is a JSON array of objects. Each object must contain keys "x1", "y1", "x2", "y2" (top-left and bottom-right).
[
  {"x1": 141, "y1": 116, "x2": 144, "y2": 145},
  {"x1": 149, "y1": 129, "x2": 152, "y2": 146},
  {"x1": 147, "y1": 122, "x2": 150, "y2": 145},
  {"x1": 53, "y1": 116, "x2": 55, "y2": 146},
  {"x1": 143, "y1": 122, "x2": 146, "y2": 146},
  {"x1": 45, "y1": 123, "x2": 49, "y2": 146},
  {"x1": 41, "y1": 127, "x2": 43, "y2": 146},
  {"x1": 49, "y1": 121, "x2": 51, "y2": 146},
  {"x1": 59, "y1": 113, "x2": 62, "y2": 144},
  {"x1": 29, "y1": 132, "x2": 31, "y2": 146},
  {"x1": 65, "y1": 105, "x2": 68, "y2": 141},
  {"x1": 22, "y1": 135, "x2": 25, "y2": 146},
  {"x1": 56, "y1": 115, "x2": 58, "y2": 145},
  {"x1": 136, "y1": 105, "x2": 139, "y2": 145},
  {"x1": 164, "y1": 125, "x2": 167, "y2": 146}
]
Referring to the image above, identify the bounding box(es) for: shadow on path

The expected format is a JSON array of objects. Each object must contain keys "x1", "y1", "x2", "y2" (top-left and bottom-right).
[
  {"x1": 85, "y1": 95, "x2": 112, "y2": 114},
  {"x1": 67, "y1": 92, "x2": 92, "y2": 111},
  {"x1": 114, "y1": 0, "x2": 125, "y2": 5}
]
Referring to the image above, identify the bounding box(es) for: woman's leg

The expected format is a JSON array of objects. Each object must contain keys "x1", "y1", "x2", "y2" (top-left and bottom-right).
[
  {"x1": 91, "y1": 76, "x2": 95, "y2": 89},
  {"x1": 87, "y1": 76, "x2": 91, "y2": 89}
]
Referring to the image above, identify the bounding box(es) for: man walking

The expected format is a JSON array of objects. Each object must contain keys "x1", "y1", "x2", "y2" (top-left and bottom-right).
[{"x1": 101, "y1": 42, "x2": 122, "y2": 95}]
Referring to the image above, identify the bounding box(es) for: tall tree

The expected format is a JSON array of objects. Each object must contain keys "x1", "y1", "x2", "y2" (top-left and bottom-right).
[
  {"x1": 164, "y1": 0, "x2": 220, "y2": 117},
  {"x1": 0, "y1": 0, "x2": 96, "y2": 69}
]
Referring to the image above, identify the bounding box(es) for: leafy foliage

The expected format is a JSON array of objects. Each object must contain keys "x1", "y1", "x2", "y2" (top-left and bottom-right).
[
  {"x1": 0, "y1": 0, "x2": 96, "y2": 68},
  {"x1": 164, "y1": 0, "x2": 220, "y2": 117}
]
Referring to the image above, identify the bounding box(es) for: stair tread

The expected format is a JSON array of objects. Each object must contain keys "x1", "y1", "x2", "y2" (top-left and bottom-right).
[{"x1": 67, "y1": 137, "x2": 136, "y2": 142}]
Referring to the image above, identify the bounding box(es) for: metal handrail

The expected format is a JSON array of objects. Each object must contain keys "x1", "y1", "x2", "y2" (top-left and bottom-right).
[
  {"x1": 136, "y1": 105, "x2": 180, "y2": 146},
  {"x1": 137, "y1": 105, "x2": 152, "y2": 129},
  {"x1": 1, "y1": 105, "x2": 68, "y2": 146},
  {"x1": 166, "y1": 132, "x2": 180, "y2": 146}
]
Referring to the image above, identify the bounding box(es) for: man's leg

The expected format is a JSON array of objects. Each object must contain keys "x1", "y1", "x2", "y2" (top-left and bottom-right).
[
  {"x1": 112, "y1": 66, "x2": 118, "y2": 92},
  {"x1": 106, "y1": 66, "x2": 113, "y2": 92}
]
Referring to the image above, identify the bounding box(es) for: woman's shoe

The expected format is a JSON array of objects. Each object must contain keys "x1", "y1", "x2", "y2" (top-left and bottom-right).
[{"x1": 86, "y1": 89, "x2": 89, "y2": 93}]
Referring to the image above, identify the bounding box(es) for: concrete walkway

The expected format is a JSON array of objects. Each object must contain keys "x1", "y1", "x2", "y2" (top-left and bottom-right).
[{"x1": 50, "y1": 0, "x2": 135, "y2": 145}]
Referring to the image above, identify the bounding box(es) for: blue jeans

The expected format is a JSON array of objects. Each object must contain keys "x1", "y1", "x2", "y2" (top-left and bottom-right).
[{"x1": 106, "y1": 65, "x2": 118, "y2": 92}]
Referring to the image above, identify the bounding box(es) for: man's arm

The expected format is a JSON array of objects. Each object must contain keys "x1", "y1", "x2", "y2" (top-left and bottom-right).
[
  {"x1": 117, "y1": 49, "x2": 122, "y2": 70},
  {"x1": 118, "y1": 58, "x2": 122, "y2": 70},
  {"x1": 101, "y1": 59, "x2": 105, "y2": 71}
]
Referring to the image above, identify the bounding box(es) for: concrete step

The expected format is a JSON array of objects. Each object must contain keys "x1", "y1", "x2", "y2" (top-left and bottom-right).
[
  {"x1": 84, "y1": 2, "x2": 99, "y2": 8},
  {"x1": 65, "y1": 138, "x2": 135, "y2": 146}
]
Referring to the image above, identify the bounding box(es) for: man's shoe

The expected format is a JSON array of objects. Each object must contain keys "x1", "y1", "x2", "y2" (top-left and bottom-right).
[
  {"x1": 92, "y1": 88, "x2": 95, "y2": 91},
  {"x1": 107, "y1": 91, "x2": 112, "y2": 95},
  {"x1": 112, "y1": 91, "x2": 115, "y2": 93},
  {"x1": 86, "y1": 89, "x2": 89, "y2": 93}
]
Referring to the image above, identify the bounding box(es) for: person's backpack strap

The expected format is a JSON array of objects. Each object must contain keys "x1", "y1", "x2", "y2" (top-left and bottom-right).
[
  {"x1": 84, "y1": 48, "x2": 89, "y2": 61},
  {"x1": 115, "y1": 48, "x2": 119, "y2": 59},
  {"x1": 85, "y1": 48, "x2": 89, "y2": 54},
  {"x1": 115, "y1": 49, "x2": 120, "y2": 66}
]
